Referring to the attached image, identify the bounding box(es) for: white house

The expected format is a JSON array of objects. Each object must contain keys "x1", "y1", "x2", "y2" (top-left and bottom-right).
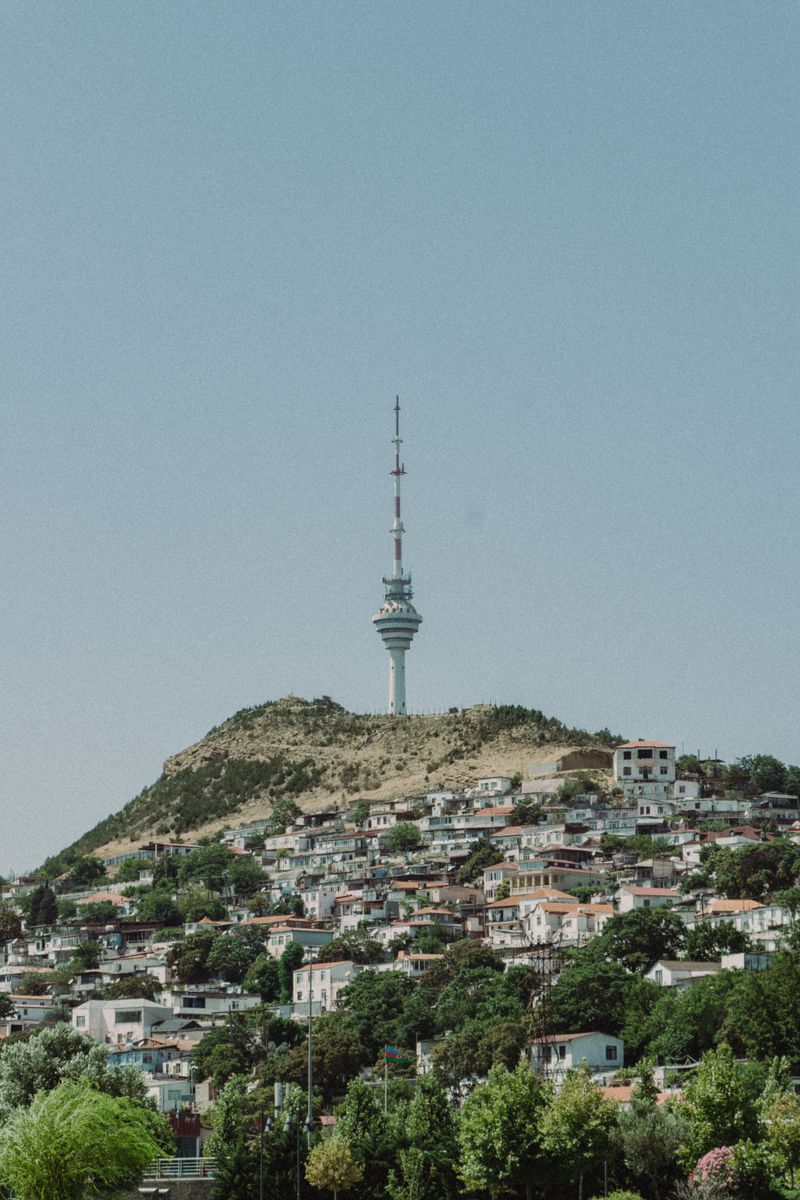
[
  {"x1": 645, "y1": 960, "x2": 722, "y2": 989},
  {"x1": 528, "y1": 1031, "x2": 624, "y2": 1078},
  {"x1": 72, "y1": 999, "x2": 173, "y2": 1045},
  {"x1": 483, "y1": 862, "x2": 519, "y2": 903},
  {"x1": 614, "y1": 741, "x2": 676, "y2": 798},
  {"x1": 615, "y1": 885, "x2": 680, "y2": 913},
  {"x1": 292, "y1": 960, "x2": 360, "y2": 1017}
]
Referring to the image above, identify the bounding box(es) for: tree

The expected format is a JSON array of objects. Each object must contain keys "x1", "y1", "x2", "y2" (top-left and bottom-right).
[
  {"x1": 65, "y1": 857, "x2": 107, "y2": 889},
  {"x1": 0, "y1": 1024, "x2": 149, "y2": 1117},
  {"x1": 334, "y1": 1075, "x2": 392, "y2": 1196},
  {"x1": 135, "y1": 889, "x2": 183, "y2": 927},
  {"x1": 243, "y1": 953, "x2": 281, "y2": 1001},
  {"x1": 80, "y1": 901, "x2": 118, "y2": 924},
  {"x1": 749, "y1": 756, "x2": 787, "y2": 794},
  {"x1": 25, "y1": 883, "x2": 57, "y2": 927},
  {"x1": 761, "y1": 1089, "x2": 800, "y2": 1186},
  {"x1": 0, "y1": 907, "x2": 22, "y2": 942},
  {"x1": 104, "y1": 974, "x2": 161, "y2": 1001},
  {"x1": 0, "y1": 1080, "x2": 170, "y2": 1200},
  {"x1": 510, "y1": 798, "x2": 542, "y2": 826},
  {"x1": 678, "y1": 1044, "x2": 757, "y2": 1171},
  {"x1": 336, "y1": 971, "x2": 421, "y2": 1059},
  {"x1": 16, "y1": 972, "x2": 55, "y2": 996},
  {"x1": 306, "y1": 1138, "x2": 364, "y2": 1200},
  {"x1": 227, "y1": 855, "x2": 266, "y2": 899},
  {"x1": 190, "y1": 1019, "x2": 258, "y2": 1089},
  {"x1": 279, "y1": 942, "x2": 306, "y2": 1002},
  {"x1": 166, "y1": 931, "x2": 218, "y2": 983},
  {"x1": 540, "y1": 1066, "x2": 618, "y2": 1200},
  {"x1": 177, "y1": 843, "x2": 235, "y2": 892},
  {"x1": 589, "y1": 909, "x2": 686, "y2": 973},
  {"x1": 684, "y1": 921, "x2": 752, "y2": 961},
  {"x1": 281, "y1": 1014, "x2": 369, "y2": 1104},
  {"x1": 211, "y1": 1130, "x2": 258, "y2": 1200},
  {"x1": 387, "y1": 1075, "x2": 460, "y2": 1200},
  {"x1": 547, "y1": 958, "x2": 642, "y2": 1038},
  {"x1": 350, "y1": 800, "x2": 370, "y2": 828},
  {"x1": 70, "y1": 940, "x2": 101, "y2": 971},
  {"x1": 458, "y1": 1062, "x2": 552, "y2": 1200},
  {"x1": 455, "y1": 839, "x2": 499, "y2": 885},
  {"x1": 206, "y1": 926, "x2": 267, "y2": 984},
  {"x1": 269, "y1": 797, "x2": 301, "y2": 834},
  {"x1": 618, "y1": 1072, "x2": 686, "y2": 1200},
  {"x1": 557, "y1": 773, "x2": 603, "y2": 801},
  {"x1": 385, "y1": 823, "x2": 423, "y2": 853},
  {"x1": 113, "y1": 857, "x2": 146, "y2": 883},
  {"x1": 317, "y1": 928, "x2": 385, "y2": 966},
  {"x1": 177, "y1": 885, "x2": 227, "y2": 922}
]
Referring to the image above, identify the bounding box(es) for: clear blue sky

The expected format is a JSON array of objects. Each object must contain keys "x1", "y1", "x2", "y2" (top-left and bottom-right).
[{"x1": 2, "y1": 2, "x2": 798, "y2": 872}]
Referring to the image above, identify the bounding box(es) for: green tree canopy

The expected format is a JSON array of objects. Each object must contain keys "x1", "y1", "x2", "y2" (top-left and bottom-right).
[
  {"x1": 586, "y1": 909, "x2": 686, "y2": 974},
  {"x1": 135, "y1": 888, "x2": 183, "y2": 927},
  {"x1": 0, "y1": 1024, "x2": 149, "y2": 1119},
  {"x1": 458, "y1": 1061, "x2": 552, "y2": 1200},
  {"x1": 243, "y1": 952, "x2": 281, "y2": 1001},
  {"x1": 540, "y1": 1066, "x2": 618, "y2": 1198},
  {"x1": 166, "y1": 930, "x2": 219, "y2": 983},
  {"x1": 677, "y1": 1043, "x2": 758, "y2": 1170},
  {"x1": 205, "y1": 926, "x2": 268, "y2": 984},
  {"x1": 0, "y1": 1080, "x2": 171, "y2": 1200},
  {"x1": 385, "y1": 822, "x2": 424, "y2": 853},
  {"x1": 317, "y1": 927, "x2": 386, "y2": 966},
  {"x1": 306, "y1": 1137, "x2": 364, "y2": 1200}
]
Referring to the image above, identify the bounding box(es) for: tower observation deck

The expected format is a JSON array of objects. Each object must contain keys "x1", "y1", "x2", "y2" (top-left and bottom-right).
[{"x1": 372, "y1": 398, "x2": 422, "y2": 715}]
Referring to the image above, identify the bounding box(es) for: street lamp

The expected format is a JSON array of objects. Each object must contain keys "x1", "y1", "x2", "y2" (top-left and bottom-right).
[{"x1": 283, "y1": 1114, "x2": 308, "y2": 1200}]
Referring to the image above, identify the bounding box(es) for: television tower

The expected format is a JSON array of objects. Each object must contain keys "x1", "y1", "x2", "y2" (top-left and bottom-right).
[{"x1": 372, "y1": 398, "x2": 422, "y2": 715}]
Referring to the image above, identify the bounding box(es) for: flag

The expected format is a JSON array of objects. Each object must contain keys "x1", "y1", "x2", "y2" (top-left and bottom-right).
[{"x1": 384, "y1": 1046, "x2": 410, "y2": 1065}]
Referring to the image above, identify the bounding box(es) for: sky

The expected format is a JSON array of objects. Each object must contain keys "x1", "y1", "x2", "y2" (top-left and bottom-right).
[{"x1": 2, "y1": 2, "x2": 799, "y2": 873}]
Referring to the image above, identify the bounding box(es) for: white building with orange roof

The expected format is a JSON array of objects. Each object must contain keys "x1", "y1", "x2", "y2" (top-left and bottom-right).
[
  {"x1": 696, "y1": 898, "x2": 792, "y2": 951},
  {"x1": 615, "y1": 884, "x2": 681, "y2": 913}
]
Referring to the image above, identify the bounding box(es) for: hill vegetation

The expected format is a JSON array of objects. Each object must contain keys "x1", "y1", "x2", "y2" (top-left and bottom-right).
[{"x1": 40, "y1": 695, "x2": 620, "y2": 876}]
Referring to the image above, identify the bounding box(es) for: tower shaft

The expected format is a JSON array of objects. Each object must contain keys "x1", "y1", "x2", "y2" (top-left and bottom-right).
[{"x1": 372, "y1": 398, "x2": 422, "y2": 715}]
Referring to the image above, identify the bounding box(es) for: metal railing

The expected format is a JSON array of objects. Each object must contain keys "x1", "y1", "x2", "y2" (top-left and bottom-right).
[{"x1": 144, "y1": 1158, "x2": 217, "y2": 1180}]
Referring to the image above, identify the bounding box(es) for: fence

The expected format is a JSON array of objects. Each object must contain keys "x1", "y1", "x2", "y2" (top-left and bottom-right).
[{"x1": 143, "y1": 1159, "x2": 217, "y2": 1180}]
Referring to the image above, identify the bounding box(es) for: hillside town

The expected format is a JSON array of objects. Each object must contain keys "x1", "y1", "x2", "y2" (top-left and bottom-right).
[{"x1": 2, "y1": 737, "x2": 800, "y2": 1196}]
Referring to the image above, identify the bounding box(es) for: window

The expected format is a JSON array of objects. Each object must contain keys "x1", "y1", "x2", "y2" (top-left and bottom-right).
[
  {"x1": 659, "y1": 750, "x2": 668, "y2": 759},
  {"x1": 623, "y1": 767, "x2": 631, "y2": 777},
  {"x1": 623, "y1": 750, "x2": 632, "y2": 760},
  {"x1": 183, "y1": 996, "x2": 206, "y2": 1009},
  {"x1": 75, "y1": 1016, "x2": 86, "y2": 1028},
  {"x1": 654, "y1": 970, "x2": 663, "y2": 983},
  {"x1": 637, "y1": 749, "x2": 653, "y2": 760},
  {"x1": 605, "y1": 1045, "x2": 618, "y2": 1061},
  {"x1": 660, "y1": 766, "x2": 668, "y2": 775},
  {"x1": 114, "y1": 1009, "x2": 142, "y2": 1025},
  {"x1": 558, "y1": 1045, "x2": 566, "y2": 1060}
]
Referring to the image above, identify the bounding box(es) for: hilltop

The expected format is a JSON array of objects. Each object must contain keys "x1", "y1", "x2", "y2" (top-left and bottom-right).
[{"x1": 41, "y1": 696, "x2": 621, "y2": 874}]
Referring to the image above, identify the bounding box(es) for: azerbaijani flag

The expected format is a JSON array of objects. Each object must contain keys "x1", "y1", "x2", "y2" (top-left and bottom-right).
[{"x1": 384, "y1": 1046, "x2": 403, "y2": 1060}]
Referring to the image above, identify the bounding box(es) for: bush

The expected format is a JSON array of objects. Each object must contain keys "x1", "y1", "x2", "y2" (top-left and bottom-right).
[{"x1": 589, "y1": 1192, "x2": 645, "y2": 1200}]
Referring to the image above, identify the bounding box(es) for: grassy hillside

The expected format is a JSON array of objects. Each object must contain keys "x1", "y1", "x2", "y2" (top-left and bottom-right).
[{"x1": 40, "y1": 696, "x2": 622, "y2": 875}]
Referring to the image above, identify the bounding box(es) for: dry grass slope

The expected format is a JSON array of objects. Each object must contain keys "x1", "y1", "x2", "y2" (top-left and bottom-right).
[{"x1": 43, "y1": 696, "x2": 620, "y2": 870}]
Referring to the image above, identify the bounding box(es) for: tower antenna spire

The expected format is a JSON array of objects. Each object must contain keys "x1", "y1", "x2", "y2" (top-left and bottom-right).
[{"x1": 372, "y1": 397, "x2": 422, "y2": 715}]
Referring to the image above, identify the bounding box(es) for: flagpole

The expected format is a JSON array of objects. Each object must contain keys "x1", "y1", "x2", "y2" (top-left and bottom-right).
[{"x1": 384, "y1": 1052, "x2": 388, "y2": 1114}]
